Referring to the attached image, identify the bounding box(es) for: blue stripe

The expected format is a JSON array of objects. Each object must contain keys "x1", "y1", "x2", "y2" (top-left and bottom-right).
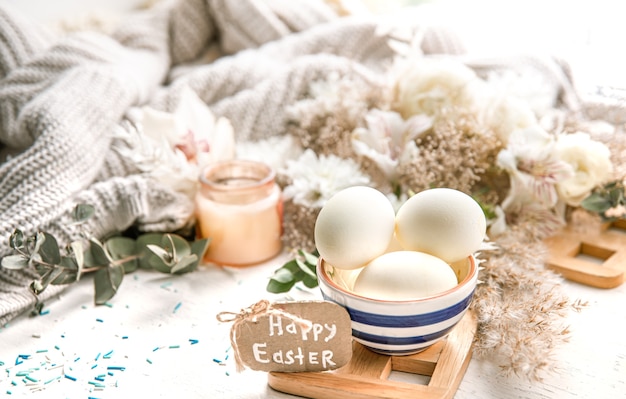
[
  {"x1": 321, "y1": 289, "x2": 474, "y2": 328},
  {"x1": 352, "y1": 324, "x2": 455, "y2": 346}
]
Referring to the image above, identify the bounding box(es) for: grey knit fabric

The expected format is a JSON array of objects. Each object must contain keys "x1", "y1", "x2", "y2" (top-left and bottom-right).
[{"x1": 0, "y1": 0, "x2": 594, "y2": 324}]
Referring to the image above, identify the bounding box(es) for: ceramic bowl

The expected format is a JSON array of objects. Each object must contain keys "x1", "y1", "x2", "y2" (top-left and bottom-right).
[{"x1": 316, "y1": 254, "x2": 477, "y2": 355}]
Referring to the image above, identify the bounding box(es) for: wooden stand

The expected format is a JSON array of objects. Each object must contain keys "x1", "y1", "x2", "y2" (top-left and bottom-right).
[
  {"x1": 268, "y1": 311, "x2": 477, "y2": 399},
  {"x1": 544, "y1": 219, "x2": 626, "y2": 288}
]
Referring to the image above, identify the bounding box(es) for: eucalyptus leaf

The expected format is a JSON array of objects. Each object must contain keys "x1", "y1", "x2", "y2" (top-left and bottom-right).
[
  {"x1": 41, "y1": 267, "x2": 65, "y2": 288},
  {"x1": 146, "y1": 244, "x2": 172, "y2": 264},
  {"x1": 608, "y1": 186, "x2": 624, "y2": 206},
  {"x1": 171, "y1": 254, "x2": 198, "y2": 274},
  {"x1": 89, "y1": 238, "x2": 112, "y2": 266},
  {"x1": 300, "y1": 250, "x2": 319, "y2": 266},
  {"x1": 266, "y1": 278, "x2": 296, "y2": 293},
  {"x1": 295, "y1": 258, "x2": 317, "y2": 278},
  {"x1": 105, "y1": 236, "x2": 139, "y2": 273},
  {"x1": 164, "y1": 234, "x2": 192, "y2": 259},
  {"x1": 9, "y1": 229, "x2": 24, "y2": 250},
  {"x1": 136, "y1": 233, "x2": 163, "y2": 269},
  {"x1": 191, "y1": 238, "x2": 210, "y2": 259},
  {"x1": 94, "y1": 264, "x2": 124, "y2": 305},
  {"x1": 148, "y1": 254, "x2": 173, "y2": 274},
  {"x1": 270, "y1": 266, "x2": 295, "y2": 283},
  {"x1": 302, "y1": 273, "x2": 319, "y2": 289},
  {"x1": 33, "y1": 232, "x2": 46, "y2": 257},
  {"x1": 73, "y1": 203, "x2": 95, "y2": 222},
  {"x1": 1, "y1": 254, "x2": 29, "y2": 270},
  {"x1": 30, "y1": 280, "x2": 45, "y2": 295},
  {"x1": 266, "y1": 250, "x2": 320, "y2": 295},
  {"x1": 39, "y1": 232, "x2": 62, "y2": 265},
  {"x1": 70, "y1": 241, "x2": 84, "y2": 277},
  {"x1": 581, "y1": 193, "x2": 612, "y2": 213}
]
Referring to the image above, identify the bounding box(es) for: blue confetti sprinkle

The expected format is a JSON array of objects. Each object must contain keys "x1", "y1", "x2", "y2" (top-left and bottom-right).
[{"x1": 173, "y1": 302, "x2": 182, "y2": 313}]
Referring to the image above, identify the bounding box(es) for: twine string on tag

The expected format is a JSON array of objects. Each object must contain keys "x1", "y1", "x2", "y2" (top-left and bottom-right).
[{"x1": 216, "y1": 299, "x2": 314, "y2": 372}]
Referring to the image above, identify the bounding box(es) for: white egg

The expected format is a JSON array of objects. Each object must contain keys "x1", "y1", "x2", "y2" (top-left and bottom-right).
[
  {"x1": 353, "y1": 251, "x2": 458, "y2": 300},
  {"x1": 395, "y1": 188, "x2": 486, "y2": 263},
  {"x1": 314, "y1": 186, "x2": 395, "y2": 270}
]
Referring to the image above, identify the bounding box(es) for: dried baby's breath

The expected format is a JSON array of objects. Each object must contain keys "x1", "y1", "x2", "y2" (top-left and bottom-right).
[
  {"x1": 286, "y1": 72, "x2": 385, "y2": 158},
  {"x1": 397, "y1": 107, "x2": 504, "y2": 195},
  {"x1": 281, "y1": 200, "x2": 319, "y2": 253},
  {"x1": 472, "y1": 223, "x2": 586, "y2": 380}
]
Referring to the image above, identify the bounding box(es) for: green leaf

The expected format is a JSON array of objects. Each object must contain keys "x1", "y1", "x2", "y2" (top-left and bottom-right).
[
  {"x1": 265, "y1": 250, "x2": 320, "y2": 295},
  {"x1": 295, "y1": 258, "x2": 317, "y2": 279},
  {"x1": 69, "y1": 241, "x2": 84, "y2": 278},
  {"x1": 171, "y1": 254, "x2": 198, "y2": 274},
  {"x1": 149, "y1": 256, "x2": 172, "y2": 273},
  {"x1": 136, "y1": 233, "x2": 163, "y2": 269},
  {"x1": 580, "y1": 193, "x2": 612, "y2": 213},
  {"x1": 89, "y1": 238, "x2": 112, "y2": 266},
  {"x1": 73, "y1": 203, "x2": 95, "y2": 223},
  {"x1": 164, "y1": 234, "x2": 192, "y2": 259},
  {"x1": 1, "y1": 254, "x2": 29, "y2": 270},
  {"x1": 39, "y1": 232, "x2": 62, "y2": 265},
  {"x1": 302, "y1": 273, "x2": 319, "y2": 288},
  {"x1": 146, "y1": 244, "x2": 171, "y2": 264},
  {"x1": 105, "y1": 236, "x2": 138, "y2": 274},
  {"x1": 266, "y1": 278, "x2": 296, "y2": 293},
  {"x1": 32, "y1": 232, "x2": 45, "y2": 255},
  {"x1": 41, "y1": 267, "x2": 65, "y2": 288},
  {"x1": 9, "y1": 229, "x2": 24, "y2": 250},
  {"x1": 270, "y1": 267, "x2": 295, "y2": 283},
  {"x1": 608, "y1": 186, "x2": 624, "y2": 206},
  {"x1": 30, "y1": 280, "x2": 45, "y2": 295},
  {"x1": 300, "y1": 250, "x2": 319, "y2": 267},
  {"x1": 190, "y1": 238, "x2": 210, "y2": 262},
  {"x1": 94, "y1": 265, "x2": 124, "y2": 305},
  {"x1": 52, "y1": 257, "x2": 80, "y2": 284}
]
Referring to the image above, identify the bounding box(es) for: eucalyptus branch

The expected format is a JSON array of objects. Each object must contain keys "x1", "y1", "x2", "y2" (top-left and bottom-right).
[
  {"x1": 266, "y1": 249, "x2": 319, "y2": 293},
  {"x1": 1, "y1": 204, "x2": 210, "y2": 313}
]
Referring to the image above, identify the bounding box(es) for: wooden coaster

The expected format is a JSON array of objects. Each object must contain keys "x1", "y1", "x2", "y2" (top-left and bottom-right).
[
  {"x1": 268, "y1": 310, "x2": 477, "y2": 399},
  {"x1": 544, "y1": 219, "x2": 626, "y2": 288}
]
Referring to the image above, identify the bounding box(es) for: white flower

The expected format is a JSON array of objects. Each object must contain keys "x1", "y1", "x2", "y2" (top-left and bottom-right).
[
  {"x1": 280, "y1": 149, "x2": 371, "y2": 208},
  {"x1": 118, "y1": 87, "x2": 235, "y2": 200},
  {"x1": 554, "y1": 132, "x2": 613, "y2": 206},
  {"x1": 236, "y1": 135, "x2": 303, "y2": 172},
  {"x1": 497, "y1": 126, "x2": 574, "y2": 210},
  {"x1": 391, "y1": 58, "x2": 482, "y2": 118},
  {"x1": 485, "y1": 69, "x2": 558, "y2": 119},
  {"x1": 352, "y1": 109, "x2": 430, "y2": 181},
  {"x1": 142, "y1": 87, "x2": 235, "y2": 166},
  {"x1": 480, "y1": 95, "x2": 538, "y2": 144}
]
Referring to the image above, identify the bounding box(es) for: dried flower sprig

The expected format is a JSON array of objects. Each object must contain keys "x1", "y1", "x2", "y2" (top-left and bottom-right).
[
  {"x1": 471, "y1": 224, "x2": 587, "y2": 380},
  {"x1": 1, "y1": 204, "x2": 209, "y2": 313}
]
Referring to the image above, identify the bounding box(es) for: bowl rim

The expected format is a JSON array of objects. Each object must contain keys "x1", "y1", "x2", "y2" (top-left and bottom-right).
[{"x1": 317, "y1": 254, "x2": 477, "y2": 304}]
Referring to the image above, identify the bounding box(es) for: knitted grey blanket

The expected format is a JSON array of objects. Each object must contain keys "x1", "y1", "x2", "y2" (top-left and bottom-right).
[{"x1": 0, "y1": 0, "x2": 618, "y2": 325}]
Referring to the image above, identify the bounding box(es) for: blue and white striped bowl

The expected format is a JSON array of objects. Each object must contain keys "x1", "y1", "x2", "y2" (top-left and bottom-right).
[{"x1": 317, "y1": 255, "x2": 477, "y2": 355}]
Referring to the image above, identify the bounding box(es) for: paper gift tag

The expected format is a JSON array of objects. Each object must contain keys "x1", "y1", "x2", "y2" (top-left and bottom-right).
[{"x1": 222, "y1": 300, "x2": 352, "y2": 373}]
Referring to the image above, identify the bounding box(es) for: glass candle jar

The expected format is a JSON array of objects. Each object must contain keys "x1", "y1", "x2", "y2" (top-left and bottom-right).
[{"x1": 195, "y1": 160, "x2": 283, "y2": 266}]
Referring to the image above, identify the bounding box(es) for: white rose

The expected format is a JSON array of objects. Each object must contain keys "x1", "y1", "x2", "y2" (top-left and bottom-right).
[
  {"x1": 555, "y1": 132, "x2": 613, "y2": 206},
  {"x1": 392, "y1": 58, "x2": 481, "y2": 118},
  {"x1": 481, "y1": 96, "x2": 537, "y2": 144}
]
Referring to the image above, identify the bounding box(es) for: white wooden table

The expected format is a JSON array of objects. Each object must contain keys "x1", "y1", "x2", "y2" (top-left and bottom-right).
[{"x1": 1, "y1": 252, "x2": 624, "y2": 398}]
